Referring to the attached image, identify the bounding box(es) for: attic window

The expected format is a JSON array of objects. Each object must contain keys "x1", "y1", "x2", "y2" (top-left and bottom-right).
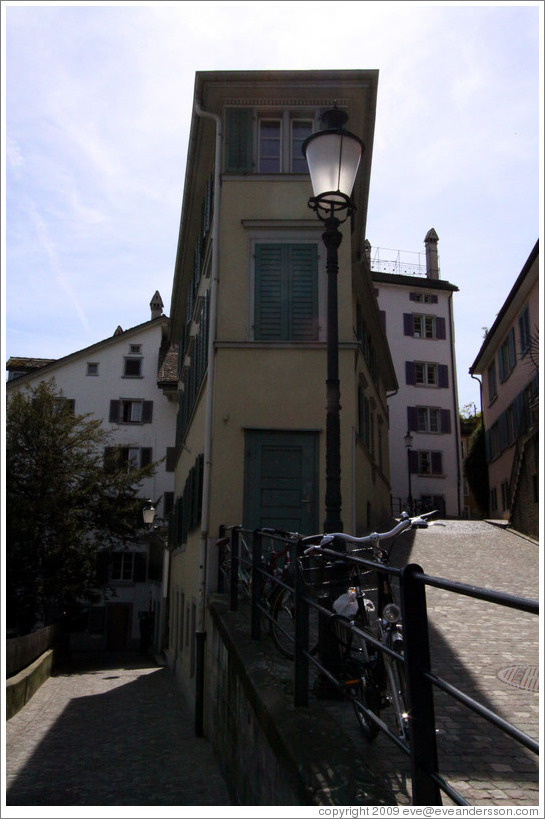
[
  {"x1": 87, "y1": 362, "x2": 99, "y2": 376},
  {"x1": 129, "y1": 344, "x2": 142, "y2": 354}
]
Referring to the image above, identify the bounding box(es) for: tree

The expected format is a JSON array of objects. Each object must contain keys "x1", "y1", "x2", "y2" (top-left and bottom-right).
[
  {"x1": 6, "y1": 379, "x2": 158, "y2": 633},
  {"x1": 464, "y1": 420, "x2": 489, "y2": 516}
]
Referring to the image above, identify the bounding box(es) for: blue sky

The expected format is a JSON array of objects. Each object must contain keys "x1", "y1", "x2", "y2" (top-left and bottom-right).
[{"x1": 2, "y1": 0, "x2": 542, "y2": 411}]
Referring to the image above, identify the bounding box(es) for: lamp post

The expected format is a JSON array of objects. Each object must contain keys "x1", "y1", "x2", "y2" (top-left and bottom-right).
[
  {"x1": 303, "y1": 107, "x2": 364, "y2": 534},
  {"x1": 143, "y1": 500, "x2": 156, "y2": 527},
  {"x1": 404, "y1": 431, "x2": 414, "y2": 515}
]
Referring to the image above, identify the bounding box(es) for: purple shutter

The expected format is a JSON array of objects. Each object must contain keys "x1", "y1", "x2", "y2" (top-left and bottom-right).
[
  {"x1": 403, "y1": 313, "x2": 413, "y2": 336},
  {"x1": 409, "y1": 450, "x2": 418, "y2": 474},
  {"x1": 142, "y1": 401, "x2": 154, "y2": 423},
  {"x1": 379, "y1": 310, "x2": 386, "y2": 331},
  {"x1": 440, "y1": 409, "x2": 451, "y2": 434},
  {"x1": 409, "y1": 292, "x2": 417, "y2": 302},
  {"x1": 406, "y1": 361, "x2": 417, "y2": 385},
  {"x1": 438, "y1": 365, "x2": 449, "y2": 388},
  {"x1": 431, "y1": 295, "x2": 438, "y2": 304},
  {"x1": 431, "y1": 452, "x2": 443, "y2": 474},
  {"x1": 407, "y1": 406, "x2": 418, "y2": 431},
  {"x1": 435, "y1": 317, "x2": 446, "y2": 339},
  {"x1": 109, "y1": 400, "x2": 120, "y2": 422}
]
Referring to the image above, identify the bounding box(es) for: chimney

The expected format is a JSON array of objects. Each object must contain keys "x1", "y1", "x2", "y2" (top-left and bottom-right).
[
  {"x1": 424, "y1": 229, "x2": 440, "y2": 279},
  {"x1": 363, "y1": 239, "x2": 372, "y2": 268},
  {"x1": 150, "y1": 291, "x2": 164, "y2": 320}
]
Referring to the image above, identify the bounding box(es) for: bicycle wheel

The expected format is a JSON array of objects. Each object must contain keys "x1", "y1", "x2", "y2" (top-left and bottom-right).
[
  {"x1": 384, "y1": 640, "x2": 410, "y2": 741},
  {"x1": 270, "y1": 586, "x2": 319, "y2": 660},
  {"x1": 343, "y1": 660, "x2": 380, "y2": 741}
]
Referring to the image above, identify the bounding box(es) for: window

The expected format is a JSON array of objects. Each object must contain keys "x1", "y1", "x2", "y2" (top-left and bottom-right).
[
  {"x1": 404, "y1": 313, "x2": 446, "y2": 339},
  {"x1": 518, "y1": 305, "x2": 531, "y2": 356},
  {"x1": 408, "y1": 406, "x2": 451, "y2": 434},
  {"x1": 124, "y1": 357, "x2": 142, "y2": 377},
  {"x1": 258, "y1": 119, "x2": 281, "y2": 172},
  {"x1": 406, "y1": 361, "x2": 448, "y2": 388},
  {"x1": 104, "y1": 446, "x2": 153, "y2": 471},
  {"x1": 254, "y1": 243, "x2": 318, "y2": 341},
  {"x1": 416, "y1": 450, "x2": 443, "y2": 475},
  {"x1": 87, "y1": 362, "x2": 99, "y2": 376},
  {"x1": 487, "y1": 362, "x2": 497, "y2": 403},
  {"x1": 225, "y1": 108, "x2": 316, "y2": 174},
  {"x1": 416, "y1": 362, "x2": 437, "y2": 386},
  {"x1": 291, "y1": 119, "x2": 313, "y2": 172},
  {"x1": 410, "y1": 292, "x2": 438, "y2": 304},
  {"x1": 109, "y1": 399, "x2": 153, "y2": 424},
  {"x1": 418, "y1": 407, "x2": 439, "y2": 432},
  {"x1": 498, "y1": 328, "x2": 516, "y2": 382},
  {"x1": 129, "y1": 344, "x2": 142, "y2": 354},
  {"x1": 111, "y1": 552, "x2": 135, "y2": 581},
  {"x1": 358, "y1": 385, "x2": 374, "y2": 451}
]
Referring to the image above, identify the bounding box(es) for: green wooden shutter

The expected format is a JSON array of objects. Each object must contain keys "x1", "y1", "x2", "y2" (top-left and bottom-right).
[
  {"x1": 255, "y1": 244, "x2": 284, "y2": 340},
  {"x1": 254, "y1": 243, "x2": 318, "y2": 341},
  {"x1": 225, "y1": 108, "x2": 253, "y2": 172},
  {"x1": 289, "y1": 244, "x2": 318, "y2": 341}
]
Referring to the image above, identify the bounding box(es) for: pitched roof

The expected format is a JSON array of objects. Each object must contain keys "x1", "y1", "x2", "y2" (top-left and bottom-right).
[{"x1": 6, "y1": 316, "x2": 173, "y2": 388}]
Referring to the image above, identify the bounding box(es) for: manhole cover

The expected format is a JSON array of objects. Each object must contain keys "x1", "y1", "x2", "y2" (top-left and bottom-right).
[{"x1": 497, "y1": 665, "x2": 539, "y2": 692}]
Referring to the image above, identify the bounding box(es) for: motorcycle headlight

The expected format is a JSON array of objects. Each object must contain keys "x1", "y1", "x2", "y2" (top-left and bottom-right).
[{"x1": 383, "y1": 603, "x2": 402, "y2": 624}]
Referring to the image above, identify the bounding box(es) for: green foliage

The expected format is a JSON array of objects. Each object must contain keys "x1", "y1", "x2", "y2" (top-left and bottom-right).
[
  {"x1": 6, "y1": 379, "x2": 157, "y2": 632},
  {"x1": 463, "y1": 421, "x2": 489, "y2": 515}
]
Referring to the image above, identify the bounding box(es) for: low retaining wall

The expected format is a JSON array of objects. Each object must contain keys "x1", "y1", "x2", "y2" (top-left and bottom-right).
[
  {"x1": 6, "y1": 649, "x2": 57, "y2": 720},
  {"x1": 206, "y1": 596, "x2": 395, "y2": 806}
]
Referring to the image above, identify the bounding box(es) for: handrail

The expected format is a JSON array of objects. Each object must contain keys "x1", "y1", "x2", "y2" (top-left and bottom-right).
[{"x1": 218, "y1": 525, "x2": 539, "y2": 807}]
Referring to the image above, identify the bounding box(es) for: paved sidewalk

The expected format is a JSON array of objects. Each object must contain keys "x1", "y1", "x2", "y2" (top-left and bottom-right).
[{"x1": 5, "y1": 652, "x2": 233, "y2": 808}]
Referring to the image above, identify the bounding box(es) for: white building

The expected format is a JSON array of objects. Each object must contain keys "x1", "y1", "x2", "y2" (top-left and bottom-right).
[
  {"x1": 6, "y1": 293, "x2": 178, "y2": 651},
  {"x1": 370, "y1": 231, "x2": 462, "y2": 518}
]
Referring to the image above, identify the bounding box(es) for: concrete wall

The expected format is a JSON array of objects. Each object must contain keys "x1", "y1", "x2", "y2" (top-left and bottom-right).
[{"x1": 204, "y1": 597, "x2": 394, "y2": 806}]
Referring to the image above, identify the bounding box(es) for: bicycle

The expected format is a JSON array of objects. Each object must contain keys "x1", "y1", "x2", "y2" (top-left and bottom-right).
[
  {"x1": 298, "y1": 511, "x2": 444, "y2": 743},
  {"x1": 217, "y1": 526, "x2": 315, "y2": 660}
]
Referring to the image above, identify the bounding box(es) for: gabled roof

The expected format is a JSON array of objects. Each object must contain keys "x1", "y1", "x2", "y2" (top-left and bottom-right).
[{"x1": 6, "y1": 316, "x2": 174, "y2": 388}]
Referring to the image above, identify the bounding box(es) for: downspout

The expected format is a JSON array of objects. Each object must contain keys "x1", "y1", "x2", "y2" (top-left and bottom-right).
[
  {"x1": 193, "y1": 99, "x2": 222, "y2": 737},
  {"x1": 448, "y1": 291, "x2": 462, "y2": 517}
]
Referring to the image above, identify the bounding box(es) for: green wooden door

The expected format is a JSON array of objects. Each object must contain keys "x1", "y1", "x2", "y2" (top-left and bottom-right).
[{"x1": 244, "y1": 430, "x2": 319, "y2": 534}]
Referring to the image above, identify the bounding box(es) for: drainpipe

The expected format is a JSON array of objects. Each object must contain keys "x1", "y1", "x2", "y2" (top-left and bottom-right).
[{"x1": 193, "y1": 99, "x2": 222, "y2": 737}]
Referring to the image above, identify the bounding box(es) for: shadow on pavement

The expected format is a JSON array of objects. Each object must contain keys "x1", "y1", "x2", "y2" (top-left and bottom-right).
[{"x1": 7, "y1": 651, "x2": 232, "y2": 807}]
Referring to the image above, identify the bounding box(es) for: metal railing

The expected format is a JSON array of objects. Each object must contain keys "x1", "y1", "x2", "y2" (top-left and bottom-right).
[{"x1": 218, "y1": 525, "x2": 539, "y2": 807}]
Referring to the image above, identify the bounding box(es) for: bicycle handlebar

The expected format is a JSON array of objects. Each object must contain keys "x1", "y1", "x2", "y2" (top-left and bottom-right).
[{"x1": 302, "y1": 511, "x2": 442, "y2": 555}]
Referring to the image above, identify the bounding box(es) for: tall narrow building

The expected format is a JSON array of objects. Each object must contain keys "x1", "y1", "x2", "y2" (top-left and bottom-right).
[{"x1": 371, "y1": 231, "x2": 462, "y2": 518}]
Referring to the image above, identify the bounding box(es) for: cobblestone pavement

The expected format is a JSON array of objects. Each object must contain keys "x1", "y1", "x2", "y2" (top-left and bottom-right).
[
  {"x1": 319, "y1": 519, "x2": 540, "y2": 807},
  {"x1": 5, "y1": 652, "x2": 233, "y2": 809}
]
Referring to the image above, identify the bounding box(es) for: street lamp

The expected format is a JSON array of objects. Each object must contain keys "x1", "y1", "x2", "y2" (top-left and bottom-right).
[
  {"x1": 303, "y1": 106, "x2": 364, "y2": 534},
  {"x1": 142, "y1": 500, "x2": 156, "y2": 527},
  {"x1": 404, "y1": 431, "x2": 414, "y2": 515}
]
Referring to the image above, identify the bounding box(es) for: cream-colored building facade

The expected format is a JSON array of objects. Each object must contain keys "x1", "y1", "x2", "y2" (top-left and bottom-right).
[
  {"x1": 167, "y1": 70, "x2": 397, "y2": 705},
  {"x1": 470, "y1": 241, "x2": 539, "y2": 526}
]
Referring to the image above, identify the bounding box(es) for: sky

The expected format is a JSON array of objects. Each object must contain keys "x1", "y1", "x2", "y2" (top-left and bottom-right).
[{"x1": 2, "y1": 0, "x2": 542, "y2": 413}]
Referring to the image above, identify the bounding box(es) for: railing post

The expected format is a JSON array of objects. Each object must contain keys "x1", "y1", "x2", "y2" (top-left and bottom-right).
[
  {"x1": 294, "y1": 540, "x2": 309, "y2": 706},
  {"x1": 399, "y1": 563, "x2": 442, "y2": 806},
  {"x1": 230, "y1": 526, "x2": 240, "y2": 612},
  {"x1": 251, "y1": 529, "x2": 263, "y2": 640}
]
